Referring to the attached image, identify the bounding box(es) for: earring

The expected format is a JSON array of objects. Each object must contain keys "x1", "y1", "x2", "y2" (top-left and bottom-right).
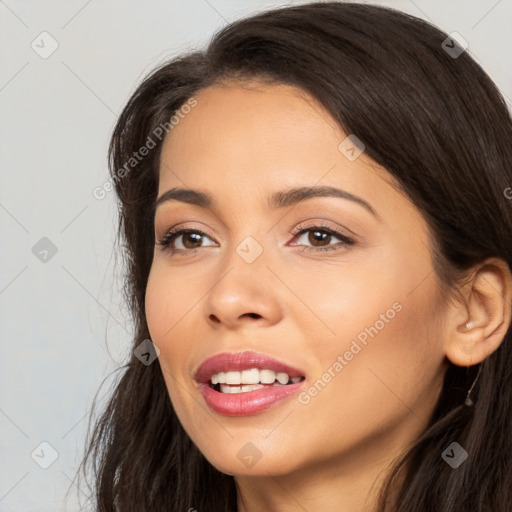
[
  {"x1": 465, "y1": 321, "x2": 473, "y2": 329},
  {"x1": 464, "y1": 364, "x2": 482, "y2": 406}
]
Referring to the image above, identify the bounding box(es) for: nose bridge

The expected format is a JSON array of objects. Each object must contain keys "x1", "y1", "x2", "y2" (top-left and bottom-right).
[
  {"x1": 203, "y1": 229, "x2": 281, "y2": 327},
  {"x1": 220, "y1": 205, "x2": 271, "y2": 268},
  {"x1": 234, "y1": 233, "x2": 266, "y2": 265},
  {"x1": 214, "y1": 230, "x2": 269, "y2": 300}
]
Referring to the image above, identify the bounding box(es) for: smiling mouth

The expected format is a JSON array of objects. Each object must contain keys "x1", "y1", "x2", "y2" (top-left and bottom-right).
[{"x1": 209, "y1": 368, "x2": 305, "y2": 394}]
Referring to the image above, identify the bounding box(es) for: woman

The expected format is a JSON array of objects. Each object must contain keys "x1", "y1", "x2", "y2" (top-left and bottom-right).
[{"x1": 78, "y1": 2, "x2": 512, "y2": 511}]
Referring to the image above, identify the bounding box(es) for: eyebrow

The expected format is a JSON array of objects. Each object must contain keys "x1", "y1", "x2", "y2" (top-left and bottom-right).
[{"x1": 155, "y1": 185, "x2": 379, "y2": 219}]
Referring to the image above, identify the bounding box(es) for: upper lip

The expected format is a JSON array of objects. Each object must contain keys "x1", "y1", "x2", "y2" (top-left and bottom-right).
[{"x1": 194, "y1": 351, "x2": 306, "y2": 384}]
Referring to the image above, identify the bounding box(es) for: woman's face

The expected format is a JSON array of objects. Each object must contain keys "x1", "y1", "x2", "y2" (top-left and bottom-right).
[{"x1": 145, "y1": 81, "x2": 449, "y2": 478}]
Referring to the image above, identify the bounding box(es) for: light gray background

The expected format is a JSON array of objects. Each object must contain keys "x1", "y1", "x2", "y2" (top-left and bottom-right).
[{"x1": 1, "y1": 0, "x2": 511, "y2": 510}]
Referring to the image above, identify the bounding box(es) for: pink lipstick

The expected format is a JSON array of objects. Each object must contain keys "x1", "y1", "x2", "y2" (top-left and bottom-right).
[{"x1": 194, "y1": 351, "x2": 306, "y2": 416}]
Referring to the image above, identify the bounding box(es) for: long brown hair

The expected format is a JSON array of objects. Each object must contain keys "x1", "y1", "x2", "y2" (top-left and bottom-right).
[{"x1": 76, "y1": 2, "x2": 512, "y2": 510}]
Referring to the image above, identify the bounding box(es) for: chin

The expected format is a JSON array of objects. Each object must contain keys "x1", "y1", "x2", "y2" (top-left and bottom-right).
[{"x1": 197, "y1": 443, "x2": 302, "y2": 478}]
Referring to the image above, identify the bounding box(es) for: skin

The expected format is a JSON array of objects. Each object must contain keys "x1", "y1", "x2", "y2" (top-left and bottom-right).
[{"x1": 145, "y1": 80, "x2": 512, "y2": 512}]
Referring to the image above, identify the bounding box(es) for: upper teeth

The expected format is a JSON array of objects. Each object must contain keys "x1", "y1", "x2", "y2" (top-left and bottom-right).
[{"x1": 211, "y1": 369, "x2": 301, "y2": 385}]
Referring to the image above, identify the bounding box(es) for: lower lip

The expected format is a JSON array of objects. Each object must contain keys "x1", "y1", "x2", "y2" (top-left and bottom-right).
[{"x1": 199, "y1": 381, "x2": 305, "y2": 416}]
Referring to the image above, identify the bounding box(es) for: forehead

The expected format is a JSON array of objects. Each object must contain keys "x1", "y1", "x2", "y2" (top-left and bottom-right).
[
  {"x1": 162, "y1": 82, "x2": 340, "y2": 159},
  {"x1": 157, "y1": 82, "x2": 421, "y2": 225},
  {"x1": 159, "y1": 81, "x2": 378, "y2": 189}
]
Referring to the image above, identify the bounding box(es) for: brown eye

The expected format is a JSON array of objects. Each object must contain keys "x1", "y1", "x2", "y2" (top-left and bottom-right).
[
  {"x1": 290, "y1": 225, "x2": 354, "y2": 252},
  {"x1": 307, "y1": 230, "x2": 332, "y2": 247},
  {"x1": 157, "y1": 228, "x2": 217, "y2": 254},
  {"x1": 180, "y1": 232, "x2": 204, "y2": 249},
  {"x1": 290, "y1": 225, "x2": 356, "y2": 252}
]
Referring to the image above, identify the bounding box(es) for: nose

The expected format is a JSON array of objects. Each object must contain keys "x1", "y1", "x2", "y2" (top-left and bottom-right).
[{"x1": 203, "y1": 249, "x2": 284, "y2": 330}]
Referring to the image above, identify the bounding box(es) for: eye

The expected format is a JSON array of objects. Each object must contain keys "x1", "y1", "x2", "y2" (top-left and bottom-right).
[
  {"x1": 289, "y1": 223, "x2": 355, "y2": 253},
  {"x1": 156, "y1": 228, "x2": 216, "y2": 255}
]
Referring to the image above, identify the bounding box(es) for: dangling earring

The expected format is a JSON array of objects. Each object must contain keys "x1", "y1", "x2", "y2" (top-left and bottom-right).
[
  {"x1": 462, "y1": 320, "x2": 480, "y2": 406},
  {"x1": 464, "y1": 364, "x2": 482, "y2": 406}
]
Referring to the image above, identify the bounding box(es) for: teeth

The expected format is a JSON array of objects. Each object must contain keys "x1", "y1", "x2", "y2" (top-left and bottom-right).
[
  {"x1": 260, "y1": 370, "x2": 276, "y2": 384},
  {"x1": 219, "y1": 384, "x2": 265, "y2": 394},
  {"x1": 211, "y1": 372, "x2": 225, "y2": 385},
  {"x1": 260, "y1": 369, "x2": 276, "y2": 384},
  {"x1": 225, "y1": 371, "x2": 241, "y2": 385},
  {"x1": 276, "y1": 372, "x2": 289, "y2": 385},
  {"x1": 241, "y1": 368, "x2": 260, "y2": 384},
  {"x1": 210, "y1": 368, "x2": 302, "y2": 386}
]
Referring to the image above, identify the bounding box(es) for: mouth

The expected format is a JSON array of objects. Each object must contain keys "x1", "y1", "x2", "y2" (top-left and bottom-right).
[{"x1": 194, "y1": 351, "x2": 307, "y2": 416}]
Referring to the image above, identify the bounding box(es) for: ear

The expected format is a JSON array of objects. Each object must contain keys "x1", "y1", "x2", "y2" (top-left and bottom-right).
[{"x1": 444, "y1": 257, "x2": 512, "y2": 367}]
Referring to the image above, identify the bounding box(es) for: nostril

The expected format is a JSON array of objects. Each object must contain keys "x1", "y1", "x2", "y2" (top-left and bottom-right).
[{"x1": 208, "y1": 312, "x2": 261, "y2": 323}]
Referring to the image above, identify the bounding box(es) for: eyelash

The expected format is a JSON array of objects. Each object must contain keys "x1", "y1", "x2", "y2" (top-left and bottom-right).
[{"x1": 156, "y1": 223, "x2": 355, "y2": 256}]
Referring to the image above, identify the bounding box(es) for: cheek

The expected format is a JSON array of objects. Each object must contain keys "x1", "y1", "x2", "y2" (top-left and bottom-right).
[
  {"x1": 309, "y1": 279, "x2": 445, "y2": 442},
  {"x1": 145, "y1": 264, "x2": 194, "y2": 342},
  {"x1": 145, "y1": 267, "x2": 187, "y2": 391},
  {"x1": 145, "y1": 263, "x2": 205, "y2": 390},
  {"x1": 301, "y1": 249, "x2": 444, "y2": 412},
  {"x1": 145, "y1": 269, "x2": 190, "y2": 420}
]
